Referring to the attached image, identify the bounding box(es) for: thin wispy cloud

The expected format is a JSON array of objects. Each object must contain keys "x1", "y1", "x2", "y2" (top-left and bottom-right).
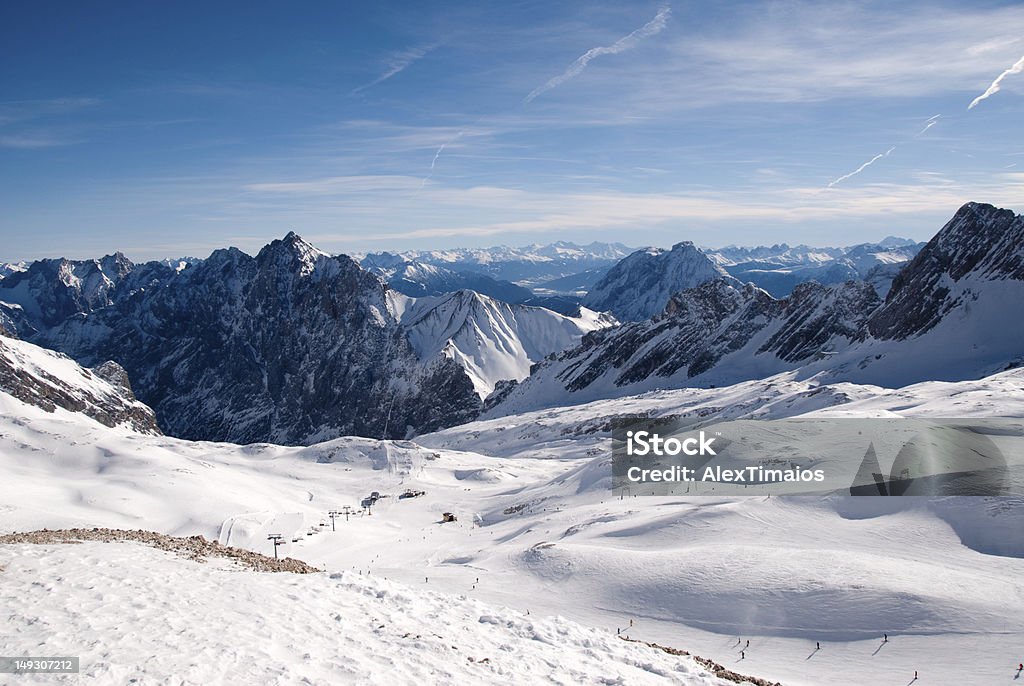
[
  {"x1": 245, "y1": 175, "x2": 423, "y2": 195},
  {"x1": 968, "y1": 53, "x2": 1024, "y2": 109},
  {"x1": 352, "y1": 44, "x2": 438, "y2": 94},
  {"x1": 524, "y1": 5, "x2": 671, "y2": 103},
  {"x1": 0, "y1": 134, "x2": 79, "y2": 149},
  {"x1": 827, "y1": 147, "x2": 895, "y2": 188}
]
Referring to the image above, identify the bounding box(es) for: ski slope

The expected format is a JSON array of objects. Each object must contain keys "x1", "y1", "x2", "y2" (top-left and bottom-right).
[
  {"x1": 1, "y1": 366, "x2": 1024, "y2": 685},
  {"x1": 0, "y1": 541, "x2": 734, "y2": 685}
]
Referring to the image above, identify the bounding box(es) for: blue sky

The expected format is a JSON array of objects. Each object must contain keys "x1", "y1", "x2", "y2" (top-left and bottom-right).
[{"x1": 1, "y1": 0, "x2": 1023, "y2": 261}]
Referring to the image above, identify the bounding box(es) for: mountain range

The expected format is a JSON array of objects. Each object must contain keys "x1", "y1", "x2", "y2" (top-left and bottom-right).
[
  {"x1": 362, "y1": 241, "x2": 634, "y2": 288},
  {"x1": 0, "y1": 234, "x2": 609, "y2": 444},
  {"x1": 487, "y1": 202, "x2": 1024, "y2": 415},
  {"x1": 1, "y1": 202, "x2": 1019, "y2": 446}
]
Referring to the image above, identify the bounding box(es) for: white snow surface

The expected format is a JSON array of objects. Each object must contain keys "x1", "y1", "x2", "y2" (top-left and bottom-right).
[
  {"x1": 0, "y1": 542, "x2": 737, "y2": 685},
  {"x1": 1, "y1": 345, "x2": 1023, "y2": 685},
  {"x1": 397, "y1": 290, "x2": 614, "y2": 398}
]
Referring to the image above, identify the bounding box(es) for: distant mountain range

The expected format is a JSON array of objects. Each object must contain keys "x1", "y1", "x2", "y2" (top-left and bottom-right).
[
  {"x1": 358, "y1": 238, "x2": 923, "y2": 308},
  {"x1": 361, "y1": 241, "x2": 634, "y2": 288},
  {"x1": 360, "y1": 252, "x2": 533, "y2": 303},
  {"x1": 704, "y1": 239, "x2": 925, "y2": 298}
]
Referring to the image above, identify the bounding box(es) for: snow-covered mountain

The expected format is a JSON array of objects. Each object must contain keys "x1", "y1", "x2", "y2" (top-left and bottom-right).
[
  {"x1": 30, "y1": 233, "x2": 482, "y2": 444},
  {"x1": 395, "y1": 289, "x2": 615, "y2": 399},
  {"x1": 582, "y1": 242, "x2": 737, "y2": 321},
  {"x1": 0, "y1": 332, "x2": 160, "y2": 434},
  {"x1": 490, "y1": 278, "x2": 879, "y2": 413},
  {"x1": 0, "y1": 252, "x2": 175, "y2": 336},
  {"x1": 704, "y1": 240, "x2": 924, "y2": 297},
  {"x1": 382, "y1": 241, "x2": 634, "y2": 286},
  {"x1": 0, "y1": 234, "x2": 627, "y2": 445},
  {"x1": 0, "y1": 260, "x2": 27, "y2": 279},
  {"x1": 489, "y1": 203, "x2": 1024, "y2": 415},
  {"x1": 157, "y1": 256, "x2": 203, "y2": 272},
  {"x1": 361, "y1": 252, "x2": 532, "y2": 302}
]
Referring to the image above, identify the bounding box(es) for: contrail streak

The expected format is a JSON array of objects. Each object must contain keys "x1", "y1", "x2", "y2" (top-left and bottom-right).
[
  {"x1": 915, "y1": 114, "x2": 940, "y2": 137},
  {"x1": 827, "y1": 147, "x2": 895, "y2": 188},
  {"x1": 968, "y1": 54, "x2": 1024, "y2": 109},
  {"x1": 524, "y1": 5, "x2": 671, "y2": 103},
  {"x1": 418, "y1": 131, "x2": 464, "y2": 191}
]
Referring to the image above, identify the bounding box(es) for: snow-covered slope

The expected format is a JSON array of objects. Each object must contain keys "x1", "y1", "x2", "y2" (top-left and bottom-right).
[
  {"x1": 398, "y1": 290, "x2": 615, "y2": 399},
  {"x1": 583, "y1": 242, "x2": 737, "y2": 321},
  {"x1": 0, "y1": 333, "x2": 160, "y2": 434},
  {"x1": 1, "y1": 359, "x2": 1023, "y2": 686},
  {"x1": 0, "y1": 540, "x2": 738, "y2": 685}
]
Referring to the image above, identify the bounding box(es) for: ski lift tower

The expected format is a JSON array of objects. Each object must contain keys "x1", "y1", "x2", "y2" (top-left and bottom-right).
[{"x1": 267, "y1": 533, "x2": 284, "y2": 559}]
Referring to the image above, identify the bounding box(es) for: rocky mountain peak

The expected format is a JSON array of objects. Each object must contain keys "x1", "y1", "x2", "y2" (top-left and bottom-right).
[
  {"x1": 870, "y1": 202, "x2": 1024, "y2": 340},
  {"x1": 583, "y1": 242, "x2": 734, "y2": 321},
  {"x1": 255, "y1": 232, "x2": 330, "y2": 277}
]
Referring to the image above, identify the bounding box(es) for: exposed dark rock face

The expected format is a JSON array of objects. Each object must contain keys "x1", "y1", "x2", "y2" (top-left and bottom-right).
[
  {"x1": 550, "y1": 278, "x2": 876, "y2": 393},
  {"x1": 869, "y1": 202, "x2": 1024, "y2": 339},
  {"x1": 33, "y1": 233, "x2": 481, "y2": 444},
  {"x1": 760, "y1": 280, "x2": 879, "y2": 362}
]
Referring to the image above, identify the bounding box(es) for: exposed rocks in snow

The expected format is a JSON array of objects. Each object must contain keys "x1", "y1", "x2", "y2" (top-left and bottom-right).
[
  {"x1": 0, "y1": 528, "x2": 321, "y2": 573},
  {"x1": 0, "y1": 334, "x2": 161, "y2": 434}
]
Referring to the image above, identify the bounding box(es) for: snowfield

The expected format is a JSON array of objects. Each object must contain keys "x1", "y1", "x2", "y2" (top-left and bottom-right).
[
  {"x1": 0, "y1": 542, "x2": 736, "y2": 685},
  {"x1": 1, "y1": 360, "x2": 1023, "y2": 685}
]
